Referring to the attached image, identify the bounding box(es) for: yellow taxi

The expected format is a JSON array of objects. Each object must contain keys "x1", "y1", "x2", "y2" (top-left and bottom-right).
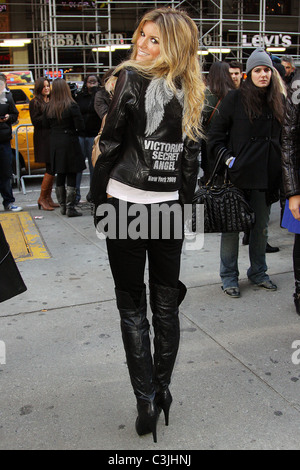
[{"x1": 4, "y1": 71, "x2": 44, "y2": 173}]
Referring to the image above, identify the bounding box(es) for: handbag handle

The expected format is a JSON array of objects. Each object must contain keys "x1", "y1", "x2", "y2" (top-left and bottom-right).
[{"x1": 206, "y1": 148, "x2": 229, "y2": 186}]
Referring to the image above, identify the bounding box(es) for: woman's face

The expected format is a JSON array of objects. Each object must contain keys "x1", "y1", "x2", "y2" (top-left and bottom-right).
[
  {"x1": 136, "y1": 21, "x2": 161, "y2": 62},
  {"x1": 42, "y1": 81, "x2": 50, "y2": 98},
  {"x1": 251, "y1": 66, "x2": 272, "y2": 88}
]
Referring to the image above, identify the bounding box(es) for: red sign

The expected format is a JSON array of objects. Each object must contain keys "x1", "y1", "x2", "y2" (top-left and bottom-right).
[{"x1": 44, "y1": 69, "x2": 64, "y2": 79}]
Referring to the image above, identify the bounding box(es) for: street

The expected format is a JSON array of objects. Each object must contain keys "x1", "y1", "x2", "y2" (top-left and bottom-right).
[{"x1": 0, "y1": 171, "x2": 300, "y2": 450}]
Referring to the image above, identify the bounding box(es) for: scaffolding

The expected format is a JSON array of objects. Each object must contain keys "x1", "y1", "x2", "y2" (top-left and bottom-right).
[{"x1": 2, "y1": 0, "x2": 300, "y2": 77}]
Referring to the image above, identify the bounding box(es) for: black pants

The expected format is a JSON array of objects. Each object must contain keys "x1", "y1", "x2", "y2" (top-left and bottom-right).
[
  {"x1": 294, "y1": 234, "x2": 300, "y2": 282},
  {"x1": 56, "y1": 172, "x2": 76, "y2": 187},
  {"x1": 104, "y1": 199, "x2": 184, "y2": 307},
  {"x1": 45, "y1": 162, "x2": 55, "y2": 176}
]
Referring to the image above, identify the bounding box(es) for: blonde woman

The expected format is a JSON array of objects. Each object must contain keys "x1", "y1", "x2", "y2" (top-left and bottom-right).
[{"x1": 91, "y1": 8, "x2": 205, "y2": 442}]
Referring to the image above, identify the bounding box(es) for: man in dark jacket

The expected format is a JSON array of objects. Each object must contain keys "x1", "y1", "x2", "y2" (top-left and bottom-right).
[
  {"x1": 0, "y1": 73, "x2": 22, "y2": 212},
  {"x1": 281, "y1": 55, "x2": 296, "y2": 88}
]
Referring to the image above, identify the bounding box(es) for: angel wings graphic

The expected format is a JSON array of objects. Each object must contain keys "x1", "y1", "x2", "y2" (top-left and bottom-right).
[{"x1": 145, "y1": 78, "x2": 184, "y2": 137}]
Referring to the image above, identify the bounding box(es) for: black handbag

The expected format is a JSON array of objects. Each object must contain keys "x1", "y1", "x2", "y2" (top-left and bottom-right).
[
  {"x1": 192, "y1": 154, "x2": 255, "y2": 233},
  {"x1": 0, "y1": 224, "x2": 27, "y2": 303}
]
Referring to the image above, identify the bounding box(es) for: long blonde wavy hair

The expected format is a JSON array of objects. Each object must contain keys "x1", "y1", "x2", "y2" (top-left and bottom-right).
[{"x1": 114, "y1": 7, "x2": 205, "y2": 140}]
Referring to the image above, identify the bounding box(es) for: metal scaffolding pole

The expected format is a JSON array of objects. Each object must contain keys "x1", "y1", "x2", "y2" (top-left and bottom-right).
[
  {"x1": 259, "y1": 0, "x2": 266, "y2": 47},
  {"x1": 237, "y1": 0, "x2": 244, "y2": 62},
  {"x1": 4, "y1": 1, "x2": 300, "y2": 74}
]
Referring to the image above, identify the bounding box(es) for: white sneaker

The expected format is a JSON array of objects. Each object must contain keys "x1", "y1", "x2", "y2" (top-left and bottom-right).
[{"x1": 5, "y1": 203, "x2": 23, "y2": 212}]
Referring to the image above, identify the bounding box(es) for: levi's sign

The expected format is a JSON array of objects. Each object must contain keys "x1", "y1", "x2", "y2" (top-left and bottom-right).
[{"x1": 242, "y1": 34, "x2": 292, "y2": 48}]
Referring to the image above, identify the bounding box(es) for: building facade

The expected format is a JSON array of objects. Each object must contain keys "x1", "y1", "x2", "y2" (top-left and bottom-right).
[{"x1": 1, "y1": 0, "x2": 300, "y2": 81}]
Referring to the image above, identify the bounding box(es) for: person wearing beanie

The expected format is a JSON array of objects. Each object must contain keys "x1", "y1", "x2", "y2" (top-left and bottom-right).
[
  {"x1": 242, "y1": 50, "x2": 285, "y2": 253},
  {"x1": 207, "y1": 48, "x2": 285, "y2": 298},
  {"x1": 246, "y1": 47, "x2": 273, "y2": 74}
]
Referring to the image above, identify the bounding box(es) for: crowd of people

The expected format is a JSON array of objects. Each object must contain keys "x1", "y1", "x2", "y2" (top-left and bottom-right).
[{"x1": 1, "y1": 6, "x2": 300, "y2": 443}]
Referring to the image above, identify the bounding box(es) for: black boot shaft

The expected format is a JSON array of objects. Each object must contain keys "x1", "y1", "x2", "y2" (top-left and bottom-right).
[{"x1": 116, "y1": 288, "x2": 155, "y2": 400}]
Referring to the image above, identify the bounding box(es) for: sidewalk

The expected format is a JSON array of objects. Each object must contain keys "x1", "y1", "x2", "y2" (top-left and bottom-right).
[{"x1": 0, "y1": 182, "x2": 299, "y2": 450}]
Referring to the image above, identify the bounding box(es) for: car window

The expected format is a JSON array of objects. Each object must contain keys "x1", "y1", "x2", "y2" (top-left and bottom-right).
[{"x1": 10, "y1": 89, "x2": 29, "y2": 104}]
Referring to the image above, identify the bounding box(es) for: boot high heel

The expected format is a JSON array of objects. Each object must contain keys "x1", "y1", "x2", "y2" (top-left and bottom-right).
[
  {"x1": 294, "y1": 282, "x2": 300, "y2": 316},
  {"x1": 155, "y1": 388, "x2": 172, "y2": 426},
  {"x1": 135, "y1": 399, "x2": 159, "y2": 443}
]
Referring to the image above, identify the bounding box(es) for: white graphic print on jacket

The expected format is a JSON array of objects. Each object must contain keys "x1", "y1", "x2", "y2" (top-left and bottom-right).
[{"x1": 145, "y1": 77, "x2": 184, "y2": 137}]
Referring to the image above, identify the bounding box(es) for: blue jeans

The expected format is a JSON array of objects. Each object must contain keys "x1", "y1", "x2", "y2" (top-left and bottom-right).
[
  {"x1": 220, "y1": 190, "x2": 271, "y2": 288},
  {"x1": 0, "y1": 142, "x2": 15, "y2": 208},
  {"x1": 76, "y1": 136, "x2": 95, "y2": 202}
]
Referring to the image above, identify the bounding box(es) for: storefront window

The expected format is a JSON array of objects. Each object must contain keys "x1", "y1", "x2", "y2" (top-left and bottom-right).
[{"x1": 244, "y1": 0, "x2": 291, "y2": 15}]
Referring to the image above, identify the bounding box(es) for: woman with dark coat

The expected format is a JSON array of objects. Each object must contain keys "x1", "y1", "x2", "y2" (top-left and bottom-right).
[
  {"x1": 44, "y1": 78, "x2": 85, "y2": 217},
  {"x1": 29, "y1": 77, "x2": 59, "y2": 211},
  {"x1": 208, "y1": 48, "x2": 285, "y2": 298},
  {"x1": 281, "y1": 72, "x2": 300, "y2": 314},
  {"x1": 201, "y1": 61, "x2": 235, "y2": 182},
  {"x1": 75, "y1": 74, "x2": 101, "y2": 203}
]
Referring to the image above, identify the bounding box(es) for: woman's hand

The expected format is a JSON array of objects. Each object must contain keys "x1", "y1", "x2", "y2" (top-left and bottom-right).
[
  {"x1": 289, "y1": 195, "x2": 300, "y2": 221},
  {"x1": 0, "y1": 114, "x2": 9, "y2": 122}
]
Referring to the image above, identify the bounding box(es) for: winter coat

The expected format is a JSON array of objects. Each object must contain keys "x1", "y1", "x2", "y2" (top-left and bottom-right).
[
  {"x1": 29, "y1": 98, "x2": 50, "y2": 164},
  {"x1": 43, "y1": 102, "x2": 85, "y2": 174},
  {"x1": 91, "y1": 68, "x2": 201, "y2": 208},
  {"x1": 201, "y1": 87, "x2": 222, "y2": 179},
  {"x1": 94, "y1": 86, "x2": 111, "y2": 120},
  {"x1": 75, "y1": 89, "x2": 102, "y2": 137},
  {"x1": 207, "y1": 89, "x2": 283, "y2": 192},
  {"x1": 0, "y1": 223, "x2": 27, "y2": 303},
  {"x1": 281, "y1": 84, "x2": 300, "y2": 198},
  {"x1": 0, "y1": 90, "x2": 18, "y2": 143}
]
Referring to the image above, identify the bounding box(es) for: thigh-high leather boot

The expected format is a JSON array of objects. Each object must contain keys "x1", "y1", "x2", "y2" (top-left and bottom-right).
[
  {"x1": 150, "y1": 281, "x2": 187, "y2": 426},
  {"x1": 115, "y1": 287, "x2": 158, "y2": 442}
]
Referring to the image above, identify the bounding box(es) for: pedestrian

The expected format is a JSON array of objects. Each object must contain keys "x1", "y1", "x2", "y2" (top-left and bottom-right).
[
  {"x1": 0, "y1": 73, "x2": 22, "y2": 212},
  {"x1": 44, "y1": 78, "x2": 85, "y2": 217},
  {"x1": 208, "y1": 48, "x2": 285, "y2": 298},
  {"x1": 94, "y1": 67, "x2": 116, "y2": 122},
  {"x1": 228, "y1": 60, "x2": 244, "y2": 89},
  {"x1": 75, "y1": 74, "x2": 101, "y2": 204},
  {"x1": 91, "y1": 7, "x2": 205, "y2": 442},
  {"x1": 201, "y1": 61, "x2": 235, "y2": 182},
  {"x1": 29, "y1": 77, "x2": 59, "y2": 211},
  {"x1": 91, "y1": 69, "x2": 118, "y2": 168},
  {"x1": 281, "y1": 55, "x2": 296, "y2": 87},
  {"x1": 281, "y1": 75, "x2": 300, "y2": 315},
  {"x1": 242, "y1": 65, "x2": 286, "y2": 253}
]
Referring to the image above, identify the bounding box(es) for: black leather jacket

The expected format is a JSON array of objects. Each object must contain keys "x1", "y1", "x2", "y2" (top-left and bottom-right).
[
  {"x1": 91, "y1": 68, "x2": 200, "y2": 207},
  {"x1": 282, "y1": 82, "x2": 300, "y2": 198}
]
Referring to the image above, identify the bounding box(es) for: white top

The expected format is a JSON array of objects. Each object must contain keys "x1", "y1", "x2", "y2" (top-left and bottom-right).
[{"x1": 106, "y1": 179, "x2": 179, "y2": 204}]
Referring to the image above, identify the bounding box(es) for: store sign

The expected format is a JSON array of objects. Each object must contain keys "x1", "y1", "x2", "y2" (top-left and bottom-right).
[
  {"x1": 242, "y1": 34, "x2": 292, "y2": 48},
  {"x1": 44, "y1": 69, "x2": 64, "y2": 79},
  {"x1": 41, "y1": 32, "x2": 126, "y2": 47},
  {"x1": 59, "y1": 1, "x2": 107, "y2": 7}
]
